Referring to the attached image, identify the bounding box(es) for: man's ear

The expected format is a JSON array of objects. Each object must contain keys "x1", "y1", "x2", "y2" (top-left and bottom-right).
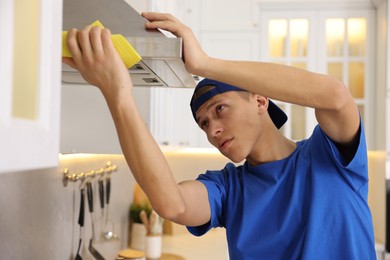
[{"x1": 254, "y1": 94, "x2": 269, "y2": 114}]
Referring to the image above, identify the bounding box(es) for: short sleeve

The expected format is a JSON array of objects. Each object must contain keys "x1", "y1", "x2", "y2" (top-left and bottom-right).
[
  {"x1": 186, "y1": 164, "x2": 233, "y2": 236},
  {"x1": 316, "y1": 118, "x2": 368, "y2": 191}
]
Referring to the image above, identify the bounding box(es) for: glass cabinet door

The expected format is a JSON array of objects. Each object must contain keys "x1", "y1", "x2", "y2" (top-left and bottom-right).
[
  {"x1": 325, "y1": 17, "x2": 368, "y2": 123},
  {"x1": 263, "y1": 13, "x2": 316, "y2": 141},
  {"x1": 319, "y1": 10, "x2": 375, "y2": 148},
  {"x1": 260, "y1": 9, "x2": 374, "y2": 146}
]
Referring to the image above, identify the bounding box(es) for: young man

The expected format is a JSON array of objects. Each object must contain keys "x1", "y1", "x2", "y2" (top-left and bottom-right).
[{"x1": 63, "y1": 12, "x2": 376, "y2": 259}]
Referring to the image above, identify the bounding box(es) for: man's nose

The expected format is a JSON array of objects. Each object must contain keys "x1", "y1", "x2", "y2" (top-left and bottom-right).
[{"x1": 207, "y1": 120, "x2": 223, "y2": 138}]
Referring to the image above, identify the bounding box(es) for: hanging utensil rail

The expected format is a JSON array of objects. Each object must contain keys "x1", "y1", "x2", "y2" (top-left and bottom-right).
[{"x1": 63, "y1": 161, "x2": 117, "y2": 186}]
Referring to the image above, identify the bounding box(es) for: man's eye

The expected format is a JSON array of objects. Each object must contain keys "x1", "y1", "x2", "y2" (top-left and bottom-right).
[
  {"x1": 200, "y1": 121, "x2": 208, "y2": 130},
  {"x1": 216, "y1": 105, "x2": 225, "y2": 113}
]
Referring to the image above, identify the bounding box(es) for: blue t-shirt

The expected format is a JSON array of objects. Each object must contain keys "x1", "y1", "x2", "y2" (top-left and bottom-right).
[{"x1": 187, "y1": 123, "x2": 376, "y2": 259}]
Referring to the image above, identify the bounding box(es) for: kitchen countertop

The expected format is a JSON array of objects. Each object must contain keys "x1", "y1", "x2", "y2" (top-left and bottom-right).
[
  {"x1": 161, "y1": 231, "x2": 387, "y2": 260},
  {"x1": 162, "y1": 229, "x2": 228, "y2": 260}
]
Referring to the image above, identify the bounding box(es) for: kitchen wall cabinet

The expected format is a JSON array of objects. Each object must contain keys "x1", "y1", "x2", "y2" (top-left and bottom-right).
[
  {"x1": 375, "y1": 0, "x2": 388, "y2": 153},
  {"x1": 148, "y1": 87, "x2": 211, "y2": 148},
  {"x1": 201, "y1": 31, "x2": 260, "y2": 61},
  {"x1": 385, "y1": 0, "x2": 390, "y2": 176},
  {"x1": 0, "y1": 0, "x2": 62, "y2": 172},
  {"x1": 259, "y1": 11, "x2": 317, "y2": 140},
  {"x1": 258, "y1": 7, "x2": 376, "y2": 147},
  {"x1": 199, "y1": 0, "x2": 258, "y2": 30}
]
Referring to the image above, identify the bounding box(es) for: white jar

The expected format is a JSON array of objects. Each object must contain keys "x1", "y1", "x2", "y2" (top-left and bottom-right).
[{"x1": 145, "y1": 234, "x2": 162, "y2": 259}]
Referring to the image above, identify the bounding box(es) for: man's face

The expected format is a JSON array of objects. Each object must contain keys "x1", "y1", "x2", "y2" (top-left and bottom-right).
[{"x1": 195, "y1": 91, "x2": 266, "y2": 163}]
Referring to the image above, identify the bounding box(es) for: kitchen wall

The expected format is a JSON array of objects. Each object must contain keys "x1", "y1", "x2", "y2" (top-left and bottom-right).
[
  {"x1": 0, "y1": 143, "x2": 233, "y2": 260},
  {"x1": 0, "y1": 154, "x2": 135, "y2": 260}
]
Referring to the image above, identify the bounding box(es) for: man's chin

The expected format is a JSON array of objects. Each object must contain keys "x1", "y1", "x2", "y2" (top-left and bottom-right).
[{"x1": 221, "y1": 152, "x2": 245, "y2": 163}]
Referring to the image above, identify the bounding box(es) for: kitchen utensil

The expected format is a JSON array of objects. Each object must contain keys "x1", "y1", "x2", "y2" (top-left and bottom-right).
[
  {"x1": 139, "y1": 210, "x2": 149, "y2": 234},
  {"x1": 86, "y1": 181, "x2": 105, "y2": 260},
  {"x1": 98, "y1": 178, "x2": 105, "y2": 217},
  {"x1": 149, "y1": 210, "x2": 156, "y2": 232},
  {"x1": 89, "y1": 239, "x2": 104, "y2": 260},
  {"x1": 140, "y1": 209, "x2": 163, "y2": 236},
  {"x1": 96, "y1": 178, "x2": 105, "y2": 240},
  {"x1": 103, "y1": 176, "x2": 118, "y2": 240},
  {"x1": 75, "y1": 239, "x2": 82, "y2": 260},
  {"x1": 149, "y1": 210, "x2": 163, "y2": 235},
  {"x1": 75, "y1": 188, "x2": 85, "y2": 260}
]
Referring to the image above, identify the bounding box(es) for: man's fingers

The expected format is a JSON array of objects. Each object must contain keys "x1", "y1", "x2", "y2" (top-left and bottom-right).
[
  {"x1": 66, "y1": 28, "x2": 81, "y2": 58},
  {"x1": 101, "y1": 28, "x2": 114, "y2": 54},
  {"x1": 65, "y1": 26, "x2": 118, "y2": 69},
  {"x1": 77, "y1": 25, "x2": 93, "y2": 63},
  {"x1": 142, "y1": 12, "x2": 183, "y2": 34},
  {"x1": 142, "y1": 12, "x2": 179, "y2": 23},
  {"x1": 90, "y1": 26, "x2": 104, "y2": 55},
  {"x1": 62, "y1": 57, "x2": 77, "y2": 69}
]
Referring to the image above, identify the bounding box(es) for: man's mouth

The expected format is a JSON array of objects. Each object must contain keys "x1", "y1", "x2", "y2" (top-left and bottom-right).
[{"x1": 219, "y1": 138, "x2": 233, "y2": 150}]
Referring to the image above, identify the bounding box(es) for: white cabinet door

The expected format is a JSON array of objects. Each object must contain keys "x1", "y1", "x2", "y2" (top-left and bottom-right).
[
  {"x1": 0, "y1": 0, "x2": 62, "y2": 173},
  {"x1": 201, "y1": 31, "x2": 260, "y2": 61},
  {"x1": 387, "y1": 94, "x2": 390, "y2": 168},
  {"x1": 200, "y1": 0, "x2": 257, "y2": 30},
  {"x1": 387, "y1": 71, "x2": 390, "y2": 172},
  {"x1": 148, "y1": 87, "x2": 212, "y2": 148}
]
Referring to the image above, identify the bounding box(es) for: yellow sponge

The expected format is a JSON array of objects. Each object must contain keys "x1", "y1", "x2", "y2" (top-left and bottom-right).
[{"x1": 62, "y1": 20, "x2": 141, "y2": 69}]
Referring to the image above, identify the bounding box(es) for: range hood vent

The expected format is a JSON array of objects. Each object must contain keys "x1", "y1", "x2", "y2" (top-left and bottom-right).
[{"x1": 62, "y1": 0, "x2": 196, "y2": 88}]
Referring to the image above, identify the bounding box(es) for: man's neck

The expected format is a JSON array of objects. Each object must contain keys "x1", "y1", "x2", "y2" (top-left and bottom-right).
[{"x1": 247, "y1": 129, "x2": 296, "y2": 166}]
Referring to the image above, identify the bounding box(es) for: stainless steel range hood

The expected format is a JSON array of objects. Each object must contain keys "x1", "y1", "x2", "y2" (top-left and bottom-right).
[{"x1": 62, "y1": 0, "x2": 196, "y2": 88}]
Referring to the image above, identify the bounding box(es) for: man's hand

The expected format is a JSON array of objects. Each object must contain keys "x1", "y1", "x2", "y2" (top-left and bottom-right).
[
  {"x1": 142, "y1": 12, "x2": 209, "y2": 76},
  {"x1": 62, "y1": 25, "x2": 133, "y2": 103}
]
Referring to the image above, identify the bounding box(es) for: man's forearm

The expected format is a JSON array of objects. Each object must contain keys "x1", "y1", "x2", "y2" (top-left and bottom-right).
[{"x1": 107, "y1": 91, "x2": 186, "y2": 219}]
